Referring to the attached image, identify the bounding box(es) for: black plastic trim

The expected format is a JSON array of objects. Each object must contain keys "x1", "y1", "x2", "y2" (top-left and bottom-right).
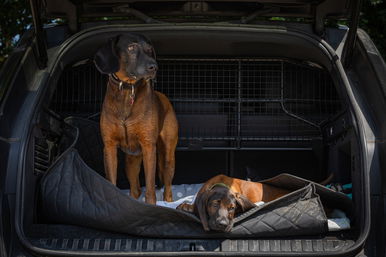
[{"x1": 30, "y1": 0, "x2": 48, "y2": 68}]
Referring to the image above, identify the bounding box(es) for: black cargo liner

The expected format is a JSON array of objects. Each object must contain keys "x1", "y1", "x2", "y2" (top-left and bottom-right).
[
  {"x1": 37, "y1": 118, "x2": 353, "y2": 239},
  {"x1": 28, "y1": 119, "x2": 357, "y2": 254}
]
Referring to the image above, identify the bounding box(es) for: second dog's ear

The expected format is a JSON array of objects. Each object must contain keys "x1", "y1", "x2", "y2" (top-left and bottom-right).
[
  {"x1": 194, "y1": 190, "x2": 211, "y2": 231},
  {"x1": 94, "y1": 36, "x2": 120, "y2": 74}
]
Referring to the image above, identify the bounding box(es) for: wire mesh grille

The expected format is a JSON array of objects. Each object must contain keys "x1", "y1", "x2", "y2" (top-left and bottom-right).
[
  {"x1": 156, "y1": 60, "x2": 238, "y2": 100},
  {"x1": 51, "y1": 63, "x2": 107, "y2": 118},
  {"x1": 50, "y1": 58, "x2": 342, "y2": 149}
]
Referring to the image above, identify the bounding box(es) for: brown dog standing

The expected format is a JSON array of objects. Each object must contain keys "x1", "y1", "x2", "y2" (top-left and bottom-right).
[
  {"x1": 94, "y1": 33, "x2": 178, "y2": 204},
  {"x1": 177, "y1": 174, "x2": 290, "y2": 232}
]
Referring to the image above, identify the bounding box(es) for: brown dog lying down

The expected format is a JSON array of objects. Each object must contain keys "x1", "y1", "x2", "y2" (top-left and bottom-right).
[{"x1": 177, "y1": 174, "x2": 290, "y2": 232}]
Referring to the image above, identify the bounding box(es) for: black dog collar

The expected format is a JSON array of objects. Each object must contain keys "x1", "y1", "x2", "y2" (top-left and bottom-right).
[
  {"x1": 108, "y1": 73, "x2": 155, "y2": 105},
  {"x1": 109, "y1": 73, "x2": 137, "y2": 105},
  {"x1": 109, "y1": 73, "x2": 137, "y2": 90},
  {"x1": 108, "y1": 73, "x2": 154, "y2": 90}
]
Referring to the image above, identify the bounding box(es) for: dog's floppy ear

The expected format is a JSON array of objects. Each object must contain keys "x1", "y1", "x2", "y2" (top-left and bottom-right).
[
  {"x1": 94, "y1": 35, "x2": 120, "y2": 74},
  {"x1": 234, "y1": 192, "x2": 256, "y2": 213},
  {"x1": 194, "y1": 190, "x2": 211, "y2": 231}
]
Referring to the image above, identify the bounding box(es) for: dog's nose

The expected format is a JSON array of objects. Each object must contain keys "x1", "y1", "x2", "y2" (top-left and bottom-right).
[
  {"x1": 147, "y1": 63, "x2": 158, "y2": 72},
  {"x1": 217, "y1": 218, "x2": 228, "y2": 227}
]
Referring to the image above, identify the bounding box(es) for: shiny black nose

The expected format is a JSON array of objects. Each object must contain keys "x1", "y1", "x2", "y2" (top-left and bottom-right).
[{"x1": 147, "y1": 63, "x2": 158, "y2": 72}]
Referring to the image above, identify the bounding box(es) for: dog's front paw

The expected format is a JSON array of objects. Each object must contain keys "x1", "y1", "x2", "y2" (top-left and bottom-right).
[
  {"x1": 130, "y1": 188, "x2": 141, "y2": 199},
  {"x1": 163, "y1": 191, "x2": 173, "y2": 202},
  {"x1": 177, "y1": 203, "x2": 194, "y2": 213}
]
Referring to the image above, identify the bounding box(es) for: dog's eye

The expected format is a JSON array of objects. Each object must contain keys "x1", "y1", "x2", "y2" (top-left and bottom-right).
[{"x1": 229, "y1": 206, "x2": 235, "y2": 211}]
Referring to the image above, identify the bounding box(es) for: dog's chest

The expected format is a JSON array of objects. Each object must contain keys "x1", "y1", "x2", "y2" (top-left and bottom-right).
[{"x1": 118, "y1": 123, "x2": 142, "y2": 156}]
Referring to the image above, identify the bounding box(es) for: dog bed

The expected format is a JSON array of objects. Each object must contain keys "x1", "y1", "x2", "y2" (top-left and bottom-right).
[{"x1": 39, "y1": 118, "x2": 353, "y2": 238}]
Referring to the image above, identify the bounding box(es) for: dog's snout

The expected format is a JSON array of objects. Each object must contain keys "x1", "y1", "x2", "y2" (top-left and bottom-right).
[
  {"x1": 216, "y1": 218, "x2": 229, "y2": 227},
  {"x1": 147, "y1": 63, "x2": 158, "y2": 72}
]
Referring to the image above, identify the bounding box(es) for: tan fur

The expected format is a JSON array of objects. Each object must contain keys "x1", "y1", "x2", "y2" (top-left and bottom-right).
[
  {"x1": 198, "y1": 175, "x2": 289, "y2": 203},
  {"x1": 101, "y1": 71, "x2": 178, "y2": 204},
  {"x1": 177, "y1": 174, "x2": 290, "y2": 214}
]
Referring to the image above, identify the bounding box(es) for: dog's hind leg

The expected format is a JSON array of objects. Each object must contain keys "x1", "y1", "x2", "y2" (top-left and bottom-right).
[
  {"x1": 156, "y1": 142, "x2": 165, "y2": 187},
  {"x1": 155, "y1": 91, "x2": 178, "y2": 202},
  {"x1": 157, "y1": 140, "x2": 175, "y2": 202},
  {"x1": 125, "y1": 154, "x2": 143, "y2": 199},
  {"x1": 163, "y1": 146, "x2": 176, "y2": 202}
]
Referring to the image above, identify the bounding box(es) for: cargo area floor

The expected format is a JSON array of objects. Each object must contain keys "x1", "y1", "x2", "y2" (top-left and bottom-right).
[{"x1": 28, "y1": 224, "x2": 357, "y2": 253}]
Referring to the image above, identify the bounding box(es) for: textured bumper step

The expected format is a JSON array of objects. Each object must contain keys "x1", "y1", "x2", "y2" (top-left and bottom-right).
[{"x1": 31, "y1": 238, "x2": 355, "y2": 253}]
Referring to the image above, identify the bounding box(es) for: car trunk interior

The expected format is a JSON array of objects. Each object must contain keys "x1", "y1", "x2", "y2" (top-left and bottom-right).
[{"x1": 22, "y1": 26, "x2": 364, "y2": 254}]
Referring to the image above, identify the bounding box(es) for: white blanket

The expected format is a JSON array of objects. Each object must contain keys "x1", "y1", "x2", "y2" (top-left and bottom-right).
[{"x1": 121, "y1": 183, "x2": 203, "y2": 208}]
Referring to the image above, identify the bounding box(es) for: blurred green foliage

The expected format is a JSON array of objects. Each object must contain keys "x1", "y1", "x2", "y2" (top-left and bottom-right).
[
  {"x1": 0, "y1": 0, "x2": 32, "y2": 66},
  {"x1": 0, "y1": 0, "x2": 385, "y2": 69}
]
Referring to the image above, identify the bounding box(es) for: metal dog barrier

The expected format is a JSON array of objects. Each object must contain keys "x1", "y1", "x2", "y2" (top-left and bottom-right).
[{"x1": 50, "y1": 58, "x2": 342, "y2": 149}]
